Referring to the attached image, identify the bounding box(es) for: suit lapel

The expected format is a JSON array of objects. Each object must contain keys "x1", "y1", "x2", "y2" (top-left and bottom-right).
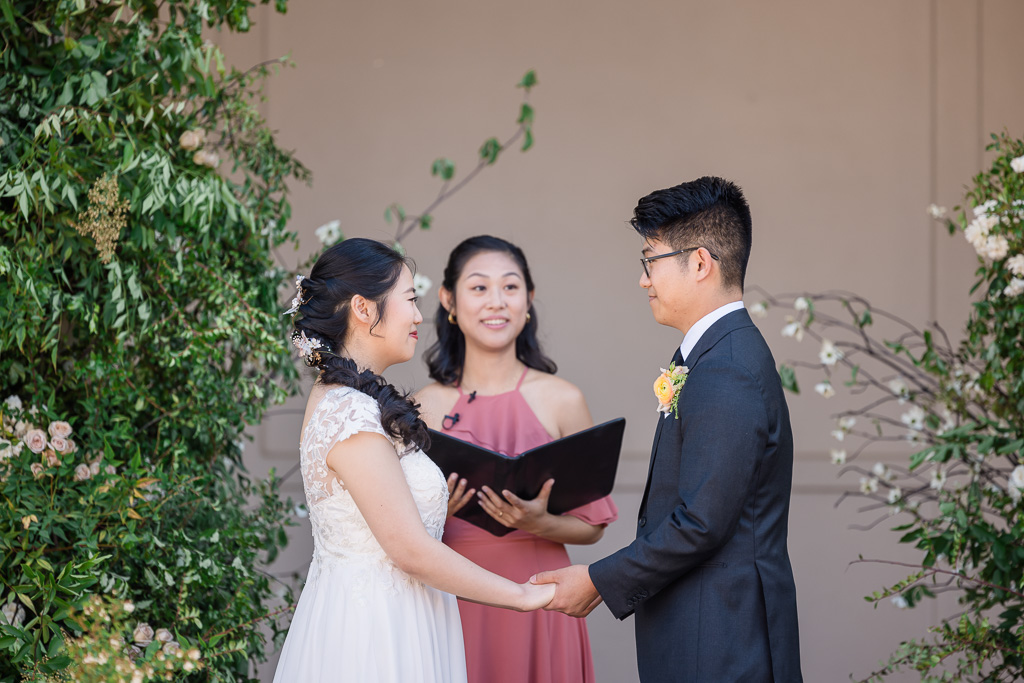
[
  {"x1": 638, "y1": 346, "x2": 683, "y2": 517},
  {"x1": 636, "y1": 310, "x2": 756, "y2": 519}
]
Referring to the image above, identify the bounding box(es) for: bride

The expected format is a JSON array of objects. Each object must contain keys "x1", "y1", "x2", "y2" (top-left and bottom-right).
[{"x1": 272, "y1": 238, "x2": 554, "y2": 683}]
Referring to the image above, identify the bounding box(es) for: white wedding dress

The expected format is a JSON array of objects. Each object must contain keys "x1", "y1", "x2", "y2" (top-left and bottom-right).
[{"x1": 273, "y1": 386, "x2": 466, "y2": 683}]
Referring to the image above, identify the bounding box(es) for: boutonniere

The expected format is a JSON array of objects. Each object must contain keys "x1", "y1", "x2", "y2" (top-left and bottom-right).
[{"x1": 653, "y1": 362, "x2": 689, "y2": 419}]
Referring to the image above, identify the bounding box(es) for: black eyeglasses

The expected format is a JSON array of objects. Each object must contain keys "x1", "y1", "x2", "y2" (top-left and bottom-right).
[{"x1": 640, "y1": 247, "x2": 720, "y2": 278}]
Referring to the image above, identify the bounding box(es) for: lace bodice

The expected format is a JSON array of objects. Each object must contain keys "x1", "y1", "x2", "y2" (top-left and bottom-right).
[{"x1": 299, "y1": 386, "x2": 449, "y2": 580}]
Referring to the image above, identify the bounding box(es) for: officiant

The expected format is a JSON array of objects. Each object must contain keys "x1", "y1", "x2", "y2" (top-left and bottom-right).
[{"x1": 414, "y1": 235, "x2": 618, "y2": 683}]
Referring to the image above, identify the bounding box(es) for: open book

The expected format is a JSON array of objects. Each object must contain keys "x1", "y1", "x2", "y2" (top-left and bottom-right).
[{"x1": 426, "y1": 418, "x2": 625, "y2": 536}]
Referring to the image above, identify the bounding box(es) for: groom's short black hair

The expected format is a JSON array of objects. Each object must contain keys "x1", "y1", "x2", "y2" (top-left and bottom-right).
[{"x1": 630, "y1": 176, "x2": 752, "y2": 292}]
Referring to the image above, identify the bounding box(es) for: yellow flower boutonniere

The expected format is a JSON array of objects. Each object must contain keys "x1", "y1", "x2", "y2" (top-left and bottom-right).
[{"x1": 653, "y1": 362, "x2": 689, "y2": 419}]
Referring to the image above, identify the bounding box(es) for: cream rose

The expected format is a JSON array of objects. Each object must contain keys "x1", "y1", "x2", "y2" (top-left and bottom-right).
[
  {"x1": 74, "y1": 463, "x2": 91, "y2": 481},
  {"x1": 49, "y1": 436, "x2": 70, "y2": 454},
  {"x1": 155, "y1": 628, "x2": 174, "y2": 643},
  {"x1": 24, "y1": 429, "x2": 47, "y2": 453},
  {"x1": 30, "y1": 462, "x2": 44, "y2": 477},
  {"x1": 48, "y1": 421, "x2": 72, "y2": 439},
  {"x1": 179, "y1": 129, "x2": 202, "y2": 151},
  {"x1": 133, "y1": 622, "x2": 155, "y2": 646},
  {"x1": 46, "y1": 451, "x2": 61, "y2": 468}
]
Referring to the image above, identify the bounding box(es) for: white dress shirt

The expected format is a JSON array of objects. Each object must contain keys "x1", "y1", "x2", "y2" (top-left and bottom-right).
[{"x1": 679, "y1": 301, "x2": 745, "y2": 363}]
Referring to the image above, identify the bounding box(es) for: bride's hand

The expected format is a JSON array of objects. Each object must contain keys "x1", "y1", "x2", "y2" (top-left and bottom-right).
[
  {"x1": 517, "y1": 580, "x2": 556, "y2": 611},
  {"x1": 446, "y1": 472, "x2": 475, "y2": 519}
]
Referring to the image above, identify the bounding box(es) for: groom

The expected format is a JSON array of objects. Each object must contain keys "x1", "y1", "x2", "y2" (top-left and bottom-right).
[{"x1": 533, "y1": 177, "x2": 802, "y2": 682}]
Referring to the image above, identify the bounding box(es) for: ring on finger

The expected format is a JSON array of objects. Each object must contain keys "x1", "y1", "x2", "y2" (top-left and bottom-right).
[{"x1": 498, "y1": 511, "x2": 504, "y2": 517}]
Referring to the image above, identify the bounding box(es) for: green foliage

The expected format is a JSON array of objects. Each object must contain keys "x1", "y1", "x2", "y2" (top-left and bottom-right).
[
  {"x1": 760, "y1": 133, "x2": 1024, "y2": 681},
  {"x1": 0, "y1": 0, "x2": 309, "y2": 680}
]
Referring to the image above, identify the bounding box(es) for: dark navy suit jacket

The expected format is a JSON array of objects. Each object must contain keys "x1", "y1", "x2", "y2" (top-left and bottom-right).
[{"x1": 590, "y1": 309, "x2": 802, "y2": 683}]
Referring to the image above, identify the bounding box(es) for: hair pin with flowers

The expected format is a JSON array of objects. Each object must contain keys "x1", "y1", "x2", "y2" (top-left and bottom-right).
[
  {"x1": 283, "y1": 275, "x2": 308, "y2": 317},
  {"x1": 291, "y1": 330, "x2": 331, "y2": 367}
]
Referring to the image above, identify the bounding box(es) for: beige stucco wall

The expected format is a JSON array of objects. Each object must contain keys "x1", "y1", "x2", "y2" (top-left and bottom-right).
[{"x1": 213, "y1": 1, "x2": 1024, "y2": 680}]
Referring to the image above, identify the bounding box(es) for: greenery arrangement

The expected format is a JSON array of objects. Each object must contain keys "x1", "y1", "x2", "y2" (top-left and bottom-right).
[
  {"x1": 754, "y1": 133, "x2": 1024, "y2": 681},
  {"x1": 0, "y1": 0, "x2": 306, "y2": 680},
  {"x1": 0, "y1": 1, "x2": 541, "y2": 679}
]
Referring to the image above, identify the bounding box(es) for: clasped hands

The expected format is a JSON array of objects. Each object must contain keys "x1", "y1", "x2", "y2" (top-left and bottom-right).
[{"x1": 446, "y1": 474, "x2": 602, "y2": 617}]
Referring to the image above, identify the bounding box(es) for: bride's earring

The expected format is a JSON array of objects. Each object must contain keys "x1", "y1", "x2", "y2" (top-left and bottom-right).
[
  {"x1": 448, "y1": 311, "x2": 457, "y2": 325},
  {"x1": 526, "y1": 312, "x2": 531, "y2": 323}
]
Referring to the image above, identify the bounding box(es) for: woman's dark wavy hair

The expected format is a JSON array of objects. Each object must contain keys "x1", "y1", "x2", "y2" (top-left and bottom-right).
[
  {"x1": 293, "y1": 237, "x2": 430, "y2": 451},
  {"x1": 425, "y1": 235, "x2": 557, "y2": 386}
]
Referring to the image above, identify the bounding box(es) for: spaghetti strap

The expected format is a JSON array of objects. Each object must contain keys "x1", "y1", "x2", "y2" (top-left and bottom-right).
[{"x1": 514, "y1": 366, "x2": 529, "y2": 390}]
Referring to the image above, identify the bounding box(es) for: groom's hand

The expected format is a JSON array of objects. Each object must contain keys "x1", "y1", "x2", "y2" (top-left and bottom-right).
[{"x1": 530, "y1": 564, "x2": 603, "y2": 618}]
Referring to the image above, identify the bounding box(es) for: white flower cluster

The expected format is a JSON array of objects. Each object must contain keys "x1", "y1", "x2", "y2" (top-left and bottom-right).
[
  {"x1": 963, "y1": 201, "x2": 1010, "y2": 260},
  {"x1": 1003, "y1": 254, "x2": 1024, "y2": 297},
  {"x1": 1011, "y1": 155, "x2": 1024, "y2": 173},
  {"x1": 927, "y1": 203, "x2": 947, "y2": 219},
  {"x1": 315, "y1": 219, "x2": 343, "y2": 246},
  {"x1": 887, "y1": 377, "x2": 910, "y2": 404}
]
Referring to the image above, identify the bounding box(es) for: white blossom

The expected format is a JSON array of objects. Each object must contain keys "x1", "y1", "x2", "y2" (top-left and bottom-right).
[
  {"x1": 1008, "y1": 466, "x2": 1024, "y2": 503},
  {"x1": 973, "y1": 199, "x2": 998, "y2": 217},
  {"x1": 781, "y1": 316, "x2": 804, "y2": 342},
  {"x1": 964, "y1": 214, "x2": 997, "y2": 248},
  {"x1": 814, "y1": 381, "x2": 835, "y2": 399},
  {"x1": 749, "y1": 301, "x2": 768, "y2": 318},
  {"x1": 887, "y1": 377, "x2": 910, "y2": 404},
  {"x1": 980, "y1": 234, "x2": 1010, "y2": 261},
  {"x1": 891, "y1": 595, "x2": 909, "y2": 609},
  {"x1": 3, "y1": 395, "x2": 22, "y2": 412},
  {"x1": 1007, "y1": 254, "x2": 1024, "y2": 277},
  {"x1": 905, "y1": 430, "x2": 926, "y2": 446},
  {"x1": 819, "y1": 340, "x2": 842, "y2": 366},
  {"x1": 887, "y1": 486, "x2": 902, "y2": 504},
  {"x1": 860, "y1": 476, "x2": 879, "y2": 494},
  {"x1": 927, "y1": 204, "x2": 947, "y2": 219},
  {"x1": 413, "y1": 273, "x2": 432, "y2": 298},
  {"x1": 794, "y1": 297, "x2": 810, "y2": 312},
  {"x1": 314, "y1": 219, "x2": 343, "y2": 246},
  {"x1": 1003, "y1": 277, "x2": 1024, "y2": 298},
  {"x1": 872, "y1": 462, "x2": 888, "y2": 478},
  {"x1": 294, "y1": 505, "x2": 309, "y2": 519},
  {"x1": 830, "y1": 449, "x2": 846, "y2": 465},
  {"x1": 901, "y1": 405, "x2": 926, "y2": 431},
  {"x1": 123, "y1": 601, "x2": 136, "y2": 613},
  {"x1": 1011, "y1": 155, "x2": 1024, "y2": 173},
  {"x1": 839, "y1": 416, "x2": 856, "y2": 431},
  {"x1": 930, "y1": 467, "x2": 947, "y2": 491}
]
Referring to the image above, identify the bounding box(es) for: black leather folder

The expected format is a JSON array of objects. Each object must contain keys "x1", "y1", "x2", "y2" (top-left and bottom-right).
[{"x1": 426, "y1": 418, "x2": 625, "y2": 536}]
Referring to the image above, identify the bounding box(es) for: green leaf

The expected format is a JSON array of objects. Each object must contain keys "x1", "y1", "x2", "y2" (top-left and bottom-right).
[
  {"x1": 778, "y1": 364, "x2": 799, "y2": 394},
  {"x1": 517, "y1": 70, "x2": 538, "y2": 91},
  {"x1": 517, "y1": 103, "x2": 534, "y2": 126},
  {"x1": 419, "y1": 214, "x2": 432, "y2": 230},
  {"x1": 430, "y1": 158, "x2": 455, "y2": 181},
  {"x1": 521, "y1": 128, "x2": 534, "y2": 152},
  {"x1": 479, "y1": 137, "x2": 501, "y2": 165}
]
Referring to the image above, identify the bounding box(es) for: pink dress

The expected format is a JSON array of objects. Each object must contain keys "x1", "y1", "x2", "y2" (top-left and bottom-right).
[{"x1": 441, "y1": 369, "x2": 618, "y2": 683}]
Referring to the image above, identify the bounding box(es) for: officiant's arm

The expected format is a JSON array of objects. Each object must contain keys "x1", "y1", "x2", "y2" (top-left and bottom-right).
[
  {"x1": 588, "y1": 359, "x2": 767, "y2": 619},
  {"x1": 327, "y1": 430, "x2": 554, "y2": 612}
]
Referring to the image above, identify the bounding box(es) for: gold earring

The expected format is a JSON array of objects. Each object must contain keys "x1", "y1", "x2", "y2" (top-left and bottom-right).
[
  {"x1": 526, "y1": 312, "x2": 531, "y2": 322},
  {"x1": 448, "y1": 311, "x2": 457, "y2": 325}
]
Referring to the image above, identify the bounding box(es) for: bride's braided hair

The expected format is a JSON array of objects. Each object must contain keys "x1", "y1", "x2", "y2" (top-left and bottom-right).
[{"x1": 292, "y1": 238, "x2": 430, "y2": 451}]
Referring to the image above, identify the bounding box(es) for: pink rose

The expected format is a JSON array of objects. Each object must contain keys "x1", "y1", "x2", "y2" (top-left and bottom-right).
[
  {"x1": 105, "y1": 465, "x2": 117, "y2": 475},
  {"x1": 24, "y1": 429, "x2": 47, "y2": 454},
  {"x1": 179, "y1": 130, "x2": 202, "y2": 151},
  {"x1": 46, "y1": 451, "x2": 61, "y2": 468},
  {"x1": 48, "y1": 421, "x2": 72, "y2": 439},
  {"x1": 89, "y1": 461, "x2": 100, "y2": 476},
  {"x1": 74, "y1": 463, "x2": 91, "y2": 481},
  {"x1": 49, "y1": 437, "x2": 70, "y2": 454},
  {"x1": 30, "y1": 462, "x2": 44, "y2": 477}
]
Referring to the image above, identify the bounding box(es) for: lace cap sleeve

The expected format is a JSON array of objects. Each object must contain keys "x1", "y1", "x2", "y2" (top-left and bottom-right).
[{"x1": 300, "y1": 387, "x2": 392, "y2": 504}]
